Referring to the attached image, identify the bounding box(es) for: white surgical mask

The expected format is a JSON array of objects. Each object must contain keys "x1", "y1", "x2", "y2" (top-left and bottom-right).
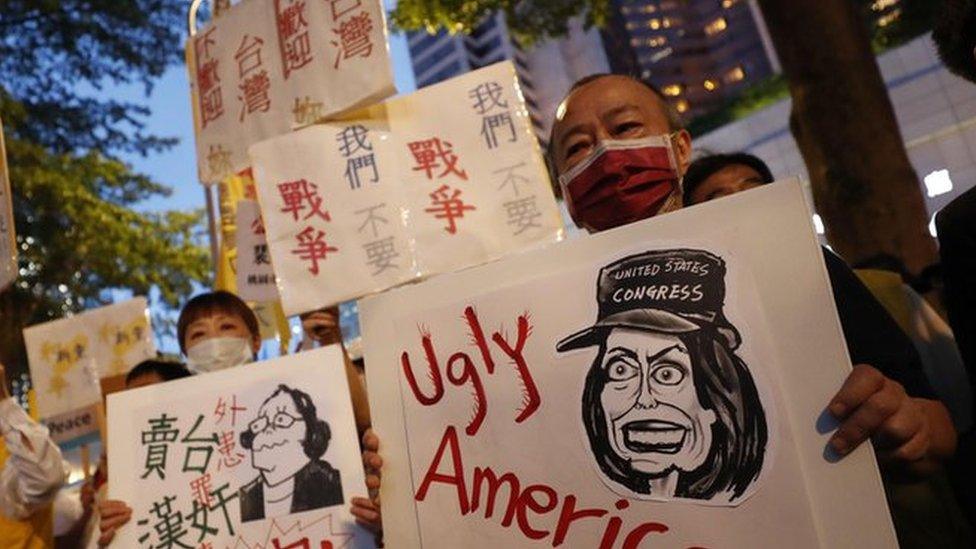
[{"x1": 186, "y1": 336, "x2": 254, "y2": 373}]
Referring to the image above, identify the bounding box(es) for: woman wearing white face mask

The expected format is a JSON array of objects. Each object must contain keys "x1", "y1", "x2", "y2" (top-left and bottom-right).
[
  {"x1": 178, "y1": 291, "x2": 263, "y2": 373},
  {"x1": 97, "y1": 292, "x2": 374, "y2": 546},
  {"x1": 97, "y1": 292, "x2": 262, "y2": 546}
]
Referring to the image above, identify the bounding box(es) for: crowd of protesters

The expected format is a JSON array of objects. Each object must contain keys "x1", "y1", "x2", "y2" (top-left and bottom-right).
[{"x1": 4, "y1": 40, "x2": 976, "y2": 549}]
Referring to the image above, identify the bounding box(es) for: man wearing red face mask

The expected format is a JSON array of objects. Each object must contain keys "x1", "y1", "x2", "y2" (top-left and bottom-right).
[{"x1": 548, "y1": 74, "x2": 965, "y2": 547}]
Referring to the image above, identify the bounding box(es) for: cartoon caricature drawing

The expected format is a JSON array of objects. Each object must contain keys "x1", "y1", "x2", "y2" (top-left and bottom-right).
[
  {"x1": 557, "y1": 249, "x2": 767, "y2": 503},
  {"x1": 238, "y1": 384, "x2": 344, "y2": 522}
]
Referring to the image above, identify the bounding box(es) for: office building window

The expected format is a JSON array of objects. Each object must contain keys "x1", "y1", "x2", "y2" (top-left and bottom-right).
[{"x1": 705, "y1": 17, "x2": 728, "y2": 36}]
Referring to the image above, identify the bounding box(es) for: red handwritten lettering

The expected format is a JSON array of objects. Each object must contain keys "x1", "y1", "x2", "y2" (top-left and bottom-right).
[
  {"x1": 415, "y1": 426, "x2": 470, "y2": 515},
  {"x1": 416, "y1": 426, "x2": 685, "y2": 547},
  {"x1": 552, "y1": 496, "x2": 607, "y2": 546},
  {"x1": 400, "y1": 328, "x2": 445, "y2": 406},
  {"x1": 516, "y1": 484, "x2": 558, "y2": 540},
  {"x1": 471, "y1": 467, "x2": 519, "y2": 525},
  {"x1": 491, "y1": 312, "x2": 540, "y2": 423},
  {"x1": 400, "y1": 307, "x2": 539, "y2": 435},
  {"x1": 622, "y1": 522, "x2": 669, "y2": 548},
  {"x1": 446, "y1": 352, "x2": 487, "y2": 436}
]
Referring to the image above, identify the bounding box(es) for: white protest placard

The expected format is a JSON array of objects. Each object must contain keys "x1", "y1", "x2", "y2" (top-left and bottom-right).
[
  {"x1": 187, "y1": 0, "x2": 395, "y2": 183},
  {"x1": 250, "y1": 61, "x2": 563, "y2": 316},
  {"x1": 251, "y1": 119, "x2": 419, "y2": 315},
  {"x1": 236, "y1": 200, "x2": 279, "y2": 302},
  {"x1": 383, "y1": 60, "x2": 564, "y2": 275},
  {"x1": 25, "y1": 297, "x2": 156, "y2": 421},
  {"x1": 0, "y1": 117, "x2": 16, "y2": 291},
  {"x1": 360, "y1": 180, "x2": 897, "y2": 548},
  {"x1": 107, "y1": 346, "x2": 372, "y2": 548}
]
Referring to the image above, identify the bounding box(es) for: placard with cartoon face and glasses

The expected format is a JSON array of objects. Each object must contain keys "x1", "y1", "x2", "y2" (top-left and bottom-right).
[{"x1": 107, "y1": 346, "x2": 372, "y2": 548}]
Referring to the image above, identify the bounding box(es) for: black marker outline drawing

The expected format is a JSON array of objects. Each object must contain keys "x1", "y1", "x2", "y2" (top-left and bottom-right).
[
  {"x1": 557, "y1": 249, "x2": 767, "y2": 503},
  {"x1": 238, "y1": 384, "x2": 344, "y2": 522}
]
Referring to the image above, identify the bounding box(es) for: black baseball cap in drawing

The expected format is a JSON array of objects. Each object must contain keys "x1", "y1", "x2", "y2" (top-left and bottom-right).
[{"x1": 556, "y1": 249, "x2": 741, "y2": 351}]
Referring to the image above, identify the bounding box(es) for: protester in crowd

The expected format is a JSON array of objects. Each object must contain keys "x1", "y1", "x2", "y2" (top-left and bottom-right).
[
  {"x1": 937, "y1": 185, "x2": 976, "y2": 525},
  {"x1": 69, "y1": 360, "x2": 193, "y2": 547},
  {"x1": 298, "y1": 306, "x2": 371, "y2": 435},
  {"x1": 937, "y1": 186, "x2": 976, "y2": 397},
  {"x1": 932, "y1": 0, "x2": 976, "y2": 527},
  {"x1": 683, "y1": 152, "x2": 973, "y2": 432},
  {"x1": 178, "y1": 290, "x2": 263, "y2": 373},
  {"x1": 97, "y1": 290, "x2": 267, "y2": 546},
  {"x1": 353, "y1": 74, "x2": 962, "y2": 545},
  {"x1": 99, "y1": 292, "x2": 373, "y2": 545},
  {"x1": 125, "y1": 358, "x2": 194, "y2": 388},
  {"x1": 681, "y1": 151, "x2": 772, "y2": 205},
  {"x1": 0, "y1": 362, "x2": 68, "y2": 548}
]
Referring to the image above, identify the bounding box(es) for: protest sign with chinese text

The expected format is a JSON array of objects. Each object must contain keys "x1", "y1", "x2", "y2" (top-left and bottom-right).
[
  {"x1": 251, "y1": 118, "x2": 419, "y2": 316},
  {"x1": 236, "y1": 200, "x2": 279, "y2": 302},
  {"x1": 360, "y1": 180, "x2": 897, "y2": 548},
  {"x1": 251, "y1": 61, "x2": 563, "y2": 316},
  {"x1": 107, "y1": 345, "x2": 372, "y2": 548},
  {"x1": 187, "y1": 0, "x2": 395, "y2": 184},
  {"x1": 384, "y1": 61, "x2": 563, "y2": 276},
  {"x1": 0, "y1": 117, "x2": 16, "y2": 291},
  {"x1": 25, "y1": 298, "x2": 154, "y2": 444}
]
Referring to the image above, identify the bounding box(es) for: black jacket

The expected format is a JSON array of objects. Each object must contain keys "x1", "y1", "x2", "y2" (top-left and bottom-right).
[
  {"x1": 239, "y1": 459, "x2": 344, "y2": 522},
  {"x1": 937, "y1": 186, "x2": 976, "y2": 398},
  {"x1": 821, "y1": 247, "x2": 934, "y2": 399}
]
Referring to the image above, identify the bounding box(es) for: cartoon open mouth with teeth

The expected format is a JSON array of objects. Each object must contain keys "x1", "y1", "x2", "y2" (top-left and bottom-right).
[{"x1": 557, "y1": 249, "x2": 768, "y2": 503}]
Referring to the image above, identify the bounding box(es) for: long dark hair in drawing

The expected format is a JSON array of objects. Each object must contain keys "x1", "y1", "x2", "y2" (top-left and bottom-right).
[
  {"x1": 237, "y1": 384, "x2": 344, "y2": 522},
  {"x1": 558, "y1": 249, "x2": 768, "y2": 502}
]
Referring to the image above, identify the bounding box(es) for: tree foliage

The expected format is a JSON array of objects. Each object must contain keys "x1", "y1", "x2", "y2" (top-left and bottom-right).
[
  {"x1": 0, "y1": 1, "x2": 211, "y2": 371},
  {"x1": 391, "y1": 0, "x2": 608, "y2": 45}
]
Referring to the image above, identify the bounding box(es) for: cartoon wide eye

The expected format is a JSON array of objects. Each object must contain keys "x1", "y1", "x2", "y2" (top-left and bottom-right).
[
  {"x1": 248, "y1": 416, "x2": 269, "y2": 434},
  {"x1": 606, "y1": 360, "x2": 639, "y2": 381},
  {"x1": 273, "y1": 413, "x2": 297, "y2": 429},
  {"x1": 651, "y1": 364, "x2": 686, "y2": 386}
]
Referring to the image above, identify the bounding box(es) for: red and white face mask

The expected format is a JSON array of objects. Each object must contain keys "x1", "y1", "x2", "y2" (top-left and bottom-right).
[{"x1": 558, "y1": 135, "x2": 682, "y2": 232}]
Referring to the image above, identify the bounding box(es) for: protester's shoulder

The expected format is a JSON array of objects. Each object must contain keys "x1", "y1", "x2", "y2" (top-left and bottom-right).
[{"x1": 936, "y1": 186, "x2": 976, "y2": 235}]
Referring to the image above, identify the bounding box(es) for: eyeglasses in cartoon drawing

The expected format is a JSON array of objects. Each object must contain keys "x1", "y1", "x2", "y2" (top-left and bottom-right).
[
  {"x1": 557, "y1": 249, "x2": 768, "y2": 503},
  {"x1": 238, "y1": 384, "x2": 343, "y2": 522}
]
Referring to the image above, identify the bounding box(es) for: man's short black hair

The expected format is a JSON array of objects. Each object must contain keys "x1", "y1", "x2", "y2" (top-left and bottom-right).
[
  {"x1": 682, "y1": 152, "x2": 775, "y2": 205},
  {"x1": 125, "y1": 359, "x2": 193, "y2": 386}
]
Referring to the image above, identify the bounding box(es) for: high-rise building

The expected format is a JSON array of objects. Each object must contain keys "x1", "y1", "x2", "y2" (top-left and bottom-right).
[
  {"x1": 406, "y1": 15, "x2": 610, "y2": 145},
  {"x1": 601, "y1": 0, "x2": 777, "y2": 118}
]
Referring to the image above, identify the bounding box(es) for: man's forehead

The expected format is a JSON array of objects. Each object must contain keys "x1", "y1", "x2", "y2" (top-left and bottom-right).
[{"x1": 558, "y1": 76, "x2": 662, "y2": 120}]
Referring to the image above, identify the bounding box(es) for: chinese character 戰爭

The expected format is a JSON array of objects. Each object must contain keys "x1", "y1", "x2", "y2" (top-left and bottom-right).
[
  {"x1": 424, "y1": 185, "x2": 475, "y2": 235},
  {"x1": 278, "y1": 179, "x2": 331, "y2": 222},
  {"x1": 408, "y1": 138, "x2": 468, "y2": 181},
  {"x1": 291, "y1": 227, "x2": 338, "y2": 275}
]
